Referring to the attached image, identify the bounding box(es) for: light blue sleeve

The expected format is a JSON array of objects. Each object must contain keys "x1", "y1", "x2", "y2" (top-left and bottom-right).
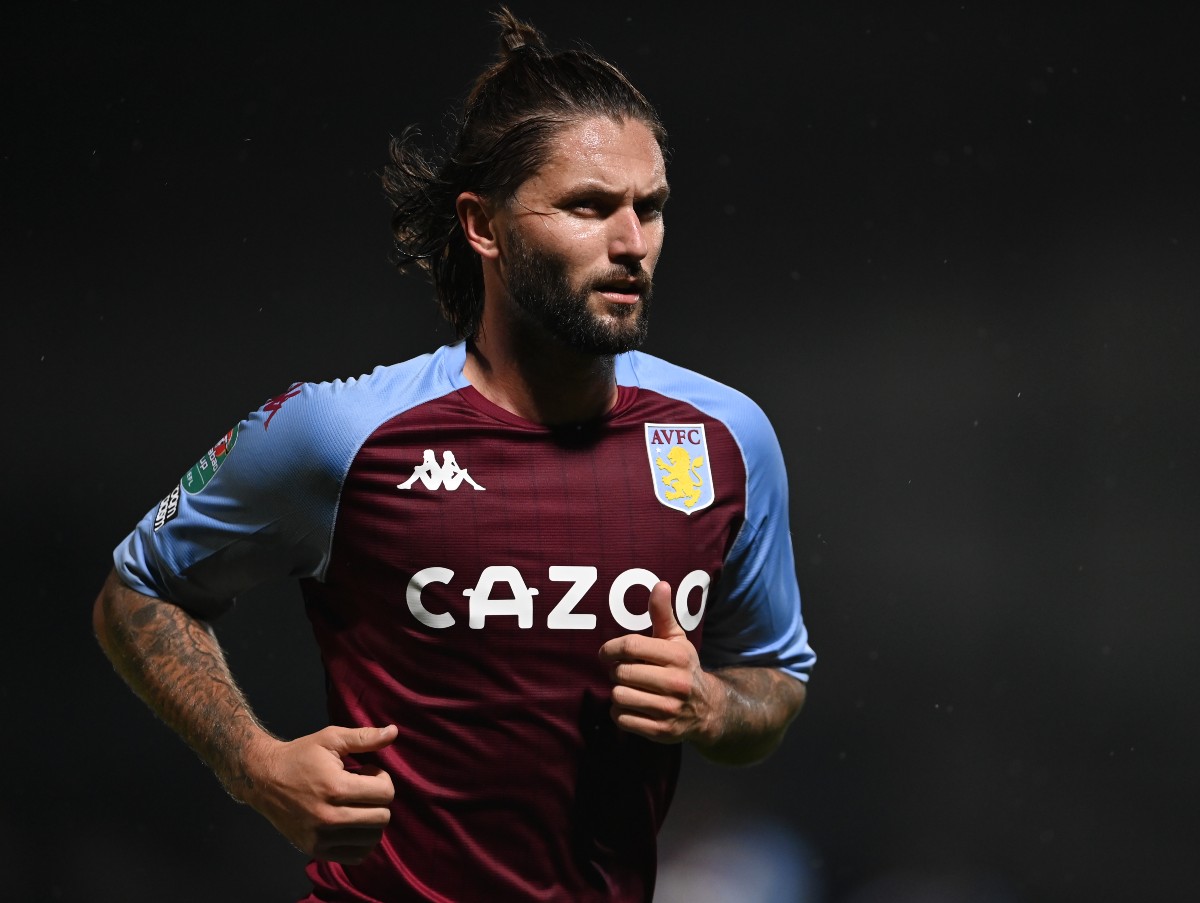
[
  {"x1": 112, "y1": 379, "x2": 354, "y2": 618},
  {"x1": 701, "y1": 405, "x2": 816, "y2": 682},
  {"x1": 112, "y1": 347, "x2": 465, "y2": 618},
  {"x1": 618, "y1": 352, "x2": 816, "y2": 682}
]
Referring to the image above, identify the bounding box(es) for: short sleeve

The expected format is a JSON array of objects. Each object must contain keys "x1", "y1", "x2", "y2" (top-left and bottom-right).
[
  {"x1": 697, "y1": 404, "x2": 815, "y2": 682},
  {"x1": 616, "y1": 351, "x2": 815, "y2": 682},
  {"x1": 112, "y1": 382, "x2": 346, "y2": 618}
]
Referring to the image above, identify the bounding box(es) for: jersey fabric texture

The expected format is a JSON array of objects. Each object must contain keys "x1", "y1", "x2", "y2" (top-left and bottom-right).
[{"x1": 114, "y1": 341, "x2": 815, "y2": 903}]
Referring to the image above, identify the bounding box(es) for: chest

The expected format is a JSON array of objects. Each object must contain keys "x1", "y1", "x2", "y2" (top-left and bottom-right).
[{"x1": 323, "y1": 396, "x2": 747, "y2": 647}]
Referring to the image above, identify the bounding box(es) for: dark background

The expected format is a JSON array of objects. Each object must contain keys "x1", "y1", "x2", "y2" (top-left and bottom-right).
[{"x1": 4, "y1": 2, "x2": 1198, "y2": 901}]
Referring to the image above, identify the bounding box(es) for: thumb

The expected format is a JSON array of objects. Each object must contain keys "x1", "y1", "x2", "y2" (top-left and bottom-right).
[
  {"x1": 325, "y1": 724, "x2": 398, "y2": 755},
  {"x1": 649, "y1": 580, "x2": 684, "y2": 640}
]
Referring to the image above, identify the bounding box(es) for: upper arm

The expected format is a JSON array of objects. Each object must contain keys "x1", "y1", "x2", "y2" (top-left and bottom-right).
[
  {"x1": 701, "y1": 409, "x2": 815, "y2": 682},
  {"x1": 94, "y1": 568, "x2": 151, "y2": 647},
  {"x1": 612, "y1": 353, "x2": 817, "y2": 682},
  {"x1": 93, "y1": 567, "x2": 212, "y2": 655},
  {"x1": 111, "y1": 382, "x2": 349, "y2": 618}
]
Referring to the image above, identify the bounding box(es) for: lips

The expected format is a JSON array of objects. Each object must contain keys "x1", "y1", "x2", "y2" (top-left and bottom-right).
[
  {"x1": 597, "y1": 286, "x2": 640, "y2": 303},
  {"x1": 594, "y1": 276, "x2": 649, "y2": 303}
]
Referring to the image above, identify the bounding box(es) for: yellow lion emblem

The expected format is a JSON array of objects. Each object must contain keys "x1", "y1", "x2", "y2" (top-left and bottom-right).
[{"x1": 656, "y1": 446, "x2": 705, "y2": 509}]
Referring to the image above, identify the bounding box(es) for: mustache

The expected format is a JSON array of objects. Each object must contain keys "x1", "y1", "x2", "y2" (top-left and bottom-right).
[{"x1": 591, "y1": 266, "x2": 653, "y2": 295}]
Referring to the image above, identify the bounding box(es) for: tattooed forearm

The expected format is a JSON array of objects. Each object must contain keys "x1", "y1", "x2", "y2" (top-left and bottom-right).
[
  {"x1": 94, "y1": 571, "x2": 273, "y2": 800},
  {"x1": 694, "y1": 666, "x2": 807, "y2": 765}
]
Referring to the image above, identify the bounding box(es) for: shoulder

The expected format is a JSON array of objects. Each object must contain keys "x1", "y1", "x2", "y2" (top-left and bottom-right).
[
  {"x1": 110, "y1": 346, "x2": 471, "y2": 607},
  {"x1": 616, "y1": 350, "x2": 780, "y2": 458},
  {"x1": 248, "y1": 344, "x2": 469, "y2": 464}
]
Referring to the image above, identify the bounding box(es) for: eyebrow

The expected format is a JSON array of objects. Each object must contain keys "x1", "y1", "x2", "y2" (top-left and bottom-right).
[{"x1": 562, "y1": 178, "x2": 671, "y2": 203}]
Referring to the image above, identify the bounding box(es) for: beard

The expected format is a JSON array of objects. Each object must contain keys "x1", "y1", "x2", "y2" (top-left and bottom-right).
[{"x1": 502, "y1": 224, "x2": 653, "y2": 355}]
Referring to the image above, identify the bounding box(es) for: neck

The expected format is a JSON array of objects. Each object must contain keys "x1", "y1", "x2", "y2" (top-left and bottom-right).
[{"x1": 463, "y1": 323, "x2": 619, "y2": 426}]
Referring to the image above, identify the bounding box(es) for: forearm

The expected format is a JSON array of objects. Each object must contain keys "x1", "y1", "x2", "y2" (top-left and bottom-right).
[
  {"x1": 691, "y1": 666, "x2": 807, "y2": 766},
  {"x1": 93, "y1": 569, "x2": 274, "y2": 800}
]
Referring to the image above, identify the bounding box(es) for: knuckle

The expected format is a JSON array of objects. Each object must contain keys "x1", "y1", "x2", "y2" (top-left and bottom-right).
[
  {"x1": 313, "y1": 804, "x2": 345, "y2": 828},
  {"x1": 667, "y1": 675, "x2": 692, "y2": 698},
  {"x1": 314, "y1": 776, "x2": 341, "y2": 800}
]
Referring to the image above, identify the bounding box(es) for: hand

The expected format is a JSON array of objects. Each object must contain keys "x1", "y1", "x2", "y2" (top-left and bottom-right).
[
  {"x1": 241, "y1": 724, "x2": 398, "y2": 864},
  {"x1": 598, "y1": 581, "x2": 722, "y2": 745}
]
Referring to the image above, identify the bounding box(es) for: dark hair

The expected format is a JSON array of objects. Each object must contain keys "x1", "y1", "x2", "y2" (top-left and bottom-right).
[{"x1": 383, "y1": 7, "x2": 668, "y2": 339}]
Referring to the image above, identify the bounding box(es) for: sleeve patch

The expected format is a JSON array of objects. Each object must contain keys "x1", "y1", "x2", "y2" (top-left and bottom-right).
[
  {"x1": 151, "y1": 484, "x2": 181, "y2": 532},
  {"x1": 182, "y1": 424, "x2": 239, "y2": 495}
]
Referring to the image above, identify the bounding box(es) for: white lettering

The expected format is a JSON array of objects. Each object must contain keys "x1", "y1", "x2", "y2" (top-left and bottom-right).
[
  {"x1": 547, "y1": 566, "x2": 598, "y2": 629},
  {"x1": 675, "y1": 569, "x2": 710, "y2": 631},
  {"x1": 608, "y1": 568, "x2": 660, "y2": 631},
  {"x1": 464, "y1": 565, "x2": 538, "y2": 629},
  {"x1": 407, "y1": 567, "x2": 455, "y2": 628},
  {"x1": 405, "y1": 565, "x2": 711, "y2": 632}
]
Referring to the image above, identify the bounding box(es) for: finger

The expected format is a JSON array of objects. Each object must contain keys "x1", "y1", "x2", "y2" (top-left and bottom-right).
[
  {"x1": 331, "y1": 770, "x2": 396, "y2": 806},
  {"x1": 612, "y1": 661, "x2": 691, "y2": 696},
  {"x1": 316, "y1": 823, "x2": 390, "y2": 846},
  {"x1": 611, "y1": 684, "x2": 684, "y2": 718},
  {"x1": 344, "y1": 763, "x2": 387, "y2": 778},
  {"x1": 325, "y1": 724, "x2": 398, "y2": 756},
  {"x1": 599, "y1": 634, "x2": 682, "y2": 668},
  {"x1": 649, "y1": 581, "x2": 684, "y2": 641},
  {"x1": 319, "y1": 847, "x2": 375, "y2": 865},
  {"x1": 598, "y1": 635, "x2": 634, "y2": 663},
  {"x1": 315, "y1": 834, "x2": 387, "y2": 864},
  {"x1": 609, "y1": 707, "x2": 679, "y2": 744}
]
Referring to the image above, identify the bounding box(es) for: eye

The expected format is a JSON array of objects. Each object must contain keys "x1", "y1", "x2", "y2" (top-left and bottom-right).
[
  {"x1": 635, "y1": 191, "x2": 669, "y2": 221},
  {"x1": 635, "y1": 200, "x2": 665, "y2": 221},
  {"x1": 567, "y1": 197, "x2": 604, "y2": 215}
]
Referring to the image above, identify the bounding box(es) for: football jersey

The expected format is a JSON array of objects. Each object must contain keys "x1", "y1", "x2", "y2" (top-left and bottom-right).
[{"x1": 115, "y1": 341, "x2": 815, "y2": 902}]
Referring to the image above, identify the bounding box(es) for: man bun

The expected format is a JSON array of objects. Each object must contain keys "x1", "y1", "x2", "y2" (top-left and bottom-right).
[{"x1": 494, "y1": 6, "x2": 549, "y2": 57}]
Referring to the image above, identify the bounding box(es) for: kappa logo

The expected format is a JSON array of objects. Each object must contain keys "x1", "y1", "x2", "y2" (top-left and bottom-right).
[
  {"x1": 398, "y1": 449, "x2": 486, "y2": 491},
  {"x1": 645, "y1": 423, "x2": 714, "y2": 514},
  {"x1": 263, "y1": 384, "x2": 303, "y2": 430}
]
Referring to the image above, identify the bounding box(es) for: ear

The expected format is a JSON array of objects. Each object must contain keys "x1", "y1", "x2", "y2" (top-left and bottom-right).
[{"x1": 456, "y1": 192, "x2": 500, "y2": 260}]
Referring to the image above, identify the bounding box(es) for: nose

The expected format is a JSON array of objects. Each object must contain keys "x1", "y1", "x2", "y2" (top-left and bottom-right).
[{"x1": 608, "y1": 206, "x2": 649, "y2": 263}]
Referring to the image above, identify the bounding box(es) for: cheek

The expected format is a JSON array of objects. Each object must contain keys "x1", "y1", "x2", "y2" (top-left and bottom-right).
[
  {"x1": 537, "y1": 218, "x2": 606, "y2": 259},
  {"x1": 644, "y1": 225, "x2": 666, "y2": 270}
]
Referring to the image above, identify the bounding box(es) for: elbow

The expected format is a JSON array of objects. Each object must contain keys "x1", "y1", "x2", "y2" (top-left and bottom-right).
[
  {"x1": 93, "y1": 568, "x2": 135, "y2": 657},
  {"x1": 788, "y1": 676, "x2": 808, "y2": 721},
  {"x1": 695, "y1": 716, "x2": 797, "y2": 767},
  {"x1": 92, "y1": 571, "x2": 117, "y2": 655},
  {"x1": 694, "y1": 669, "x2": 809, "y2": 767}
]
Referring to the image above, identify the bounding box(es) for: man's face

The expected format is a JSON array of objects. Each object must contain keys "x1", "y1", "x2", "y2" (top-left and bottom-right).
[{"x1": 496, "y1": 116, "x2": 668, "y2": 355}]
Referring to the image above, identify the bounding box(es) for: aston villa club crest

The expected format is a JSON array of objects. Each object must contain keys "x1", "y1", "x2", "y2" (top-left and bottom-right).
[{"x1": 644, "y1": 423, "x2": 714, "y2": 514}]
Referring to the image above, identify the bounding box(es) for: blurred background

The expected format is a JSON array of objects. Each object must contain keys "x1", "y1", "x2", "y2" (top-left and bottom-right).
[{"x1": 4, "y1": 2, "x2": 1198, "y2": 900}]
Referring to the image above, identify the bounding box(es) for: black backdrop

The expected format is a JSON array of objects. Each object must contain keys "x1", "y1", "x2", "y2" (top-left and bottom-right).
[{"x1": 5, "y1": 3, "x2": 1198, "y2": 901}]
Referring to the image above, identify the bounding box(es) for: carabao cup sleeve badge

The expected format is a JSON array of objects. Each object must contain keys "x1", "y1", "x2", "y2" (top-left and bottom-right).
[
  {"x1": 644, "y1": 423, "x2": 715, "y2": 514},
  {"x1": 182, "y1": 425, "x2": 240, "y2": 495}
]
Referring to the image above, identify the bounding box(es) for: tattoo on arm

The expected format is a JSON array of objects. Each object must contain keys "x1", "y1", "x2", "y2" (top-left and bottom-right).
[
  {"x1": 699, "y1": 666, "x2": 807, "y2": 765},
  {"x1": 97, "y1": 574, "x2": 272, "y2": 799}
]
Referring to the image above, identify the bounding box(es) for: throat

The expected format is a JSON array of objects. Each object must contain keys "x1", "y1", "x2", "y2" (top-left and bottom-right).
[{"x1": 463, "y1": 338, "x2": 618, "y2": 426}]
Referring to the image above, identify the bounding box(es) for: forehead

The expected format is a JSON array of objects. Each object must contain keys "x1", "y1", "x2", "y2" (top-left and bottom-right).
[{"x1": 522, "y1": 116, "x2": 667, "y2": 196}]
